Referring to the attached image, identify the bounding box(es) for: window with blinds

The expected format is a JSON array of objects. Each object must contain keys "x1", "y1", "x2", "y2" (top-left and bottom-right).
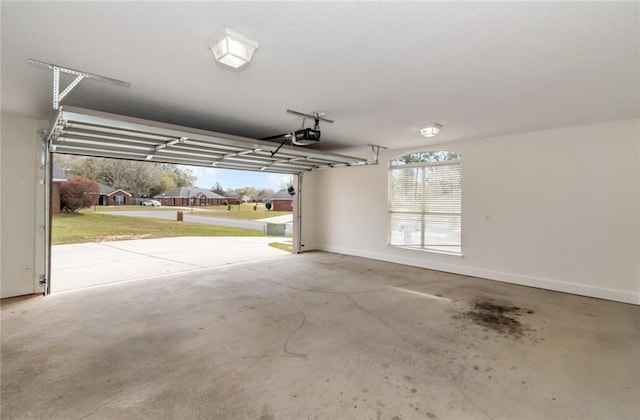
[{"x1": 388, "y1": 151, "x2": 462, "y2": 255}]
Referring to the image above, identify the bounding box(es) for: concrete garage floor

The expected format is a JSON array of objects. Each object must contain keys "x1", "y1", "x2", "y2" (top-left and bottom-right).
[{"x1": 2, "y1": 252, "x2": 639, "y2": 419}]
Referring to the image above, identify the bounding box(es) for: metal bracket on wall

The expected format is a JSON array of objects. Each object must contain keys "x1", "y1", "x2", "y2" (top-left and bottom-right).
[
  {"x1": 38, "y1": 129, "x2": 52, "y2": 168},
  {"x1": 368, "y1": 144, "x2": 387, "y2": 164},
  {"x1": 28, "y1": 59, "x2": 131, "y2": 109}
]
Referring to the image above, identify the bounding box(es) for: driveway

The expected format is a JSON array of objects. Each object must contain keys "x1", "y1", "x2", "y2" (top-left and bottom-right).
[{"x1": 51, "y1": 237, "x2": 291, "y2": 292}]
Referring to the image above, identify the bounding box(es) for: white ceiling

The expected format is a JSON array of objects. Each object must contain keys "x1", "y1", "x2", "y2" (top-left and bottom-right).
[{"x1": 2, "y1": 1, "x2": 638, "y2": 152}]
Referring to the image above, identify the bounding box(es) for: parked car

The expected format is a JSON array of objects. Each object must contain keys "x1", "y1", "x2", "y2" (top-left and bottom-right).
[{"x1": 141, "y1": 200, "x2": 161, "y2": 207}]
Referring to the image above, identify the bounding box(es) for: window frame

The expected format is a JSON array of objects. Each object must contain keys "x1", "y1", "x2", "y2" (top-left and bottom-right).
[{"x1": 388, "y1": 151, "x2": 462, "y2": 256}]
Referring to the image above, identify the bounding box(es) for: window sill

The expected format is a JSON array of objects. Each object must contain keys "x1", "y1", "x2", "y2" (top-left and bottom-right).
[{"x1": 389, "y1": 244, "x2": 463, "y2": 257}]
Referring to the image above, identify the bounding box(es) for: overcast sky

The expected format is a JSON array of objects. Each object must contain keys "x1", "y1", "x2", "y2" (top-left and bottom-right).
[{"x1": 184, "y1": 165, "x2": 293, "y2": 191}]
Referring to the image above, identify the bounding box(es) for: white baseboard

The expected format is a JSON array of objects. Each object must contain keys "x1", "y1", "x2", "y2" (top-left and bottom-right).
[{"x1": 313, "y1": 245, "x2": 639, "y2": 305}]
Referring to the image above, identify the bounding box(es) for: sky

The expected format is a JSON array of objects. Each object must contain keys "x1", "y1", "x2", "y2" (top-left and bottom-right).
[{"x1": 183, "y1": 165, "x2": 293, "y2": 192}]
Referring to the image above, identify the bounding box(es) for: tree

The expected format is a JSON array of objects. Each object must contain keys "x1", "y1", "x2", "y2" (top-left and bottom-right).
[
  {"x1": 53, "y1": 156, "x2": 196, "y2": 198},
  {"x1": 227, "y1": 186, "x2": 271, "y2": 201},
  {"x1": 149, "y1": 171, "x2": 177, "y2": 197},
  {"x1": 391, "y1": 151, "x2": 461, "y2": 165},
  {"x1": 154, "y1": 164, "x2": 195, "y2": 188},
  {"x1": 256, "y1": 188, "x2": 275, "y2": 199},
  {"x1": 126, "y1": 161, "x2": 157, "y2": 198},
  {"x1": 55, "y1": 155, "x2": 101, "y2": 180},
  {"x1": 278, "y1": 181, "x2": 290, "y2": 191},
  {"x1": 211, "y1": 182, "x2": 225, "y2": 196},
  {"x1": 60, "y1": 177, "x2": 100, "y2": 212}
]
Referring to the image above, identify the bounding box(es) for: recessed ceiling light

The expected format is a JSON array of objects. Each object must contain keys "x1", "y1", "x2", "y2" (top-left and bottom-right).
[
  {"x1": 420, "y1": 123, "x2": 442, "y2": 138},
  {"x1": 210, "y1": 28, "x2": 258, "y2": 71}
]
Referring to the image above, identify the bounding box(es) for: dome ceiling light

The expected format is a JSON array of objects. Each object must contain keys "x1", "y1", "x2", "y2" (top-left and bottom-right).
[
  {"x1": 210, "y1": 28, "x2": 258, "y2": 71},
  {"x1": 420, "y1": 123, "x2": 443, "y2": 138}
]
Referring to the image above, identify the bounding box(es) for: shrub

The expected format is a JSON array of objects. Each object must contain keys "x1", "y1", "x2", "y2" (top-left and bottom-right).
[{"x1": 60, "y1": 177, "x2": 100, "y2": 212}]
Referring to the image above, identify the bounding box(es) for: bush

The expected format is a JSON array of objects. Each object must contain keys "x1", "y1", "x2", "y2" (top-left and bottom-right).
[{"x1": 60, "y1": 177, "x2": 100, "y2": 212}]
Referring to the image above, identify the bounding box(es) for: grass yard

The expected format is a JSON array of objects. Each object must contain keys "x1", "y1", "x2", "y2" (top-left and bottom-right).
[
  {"x1": 196, "y1": 203, "x2": 291, "y2": 220},
  {"x1": 94, "y1": 203, "x2": 292, "y2": 221},
  {"x1": 268, "y1": 242, "x2": 292, "y2": 253},
  {"x1": 52, "y1": 211, "x2": 264, "y2": 245}
]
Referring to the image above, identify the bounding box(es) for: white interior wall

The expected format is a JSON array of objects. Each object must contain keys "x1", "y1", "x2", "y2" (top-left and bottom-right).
[
  {"x1": 304, "y1": 119, "x2": 640, "y2": 304},
  {"x1": 1, "y1": 114, "x2": 49, "y2": 298}
]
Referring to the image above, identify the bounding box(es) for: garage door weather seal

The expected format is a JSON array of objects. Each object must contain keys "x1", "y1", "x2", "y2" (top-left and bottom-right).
[{"x1": 46, "y1": 107, "x2": 368, "y2": 174}]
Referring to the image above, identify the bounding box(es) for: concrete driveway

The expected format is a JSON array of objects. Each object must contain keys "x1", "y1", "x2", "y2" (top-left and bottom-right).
[{"x1": 51, "y1": 237, "x2": 291, "y2": 293}]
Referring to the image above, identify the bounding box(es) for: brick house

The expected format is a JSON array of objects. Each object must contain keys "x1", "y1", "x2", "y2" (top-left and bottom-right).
[
  {"x1": 265, "y1": 189, "x2": 294, "y2": 211},
  {"x1": 98, "y1": 184, "x2": 132, "y2": 206},
  {"x1": 154, "y1": 187, "x2": 225, "y2": 206},
  {"x1": 223, "y1": 191, "x2": 239, "y2": 205},
  {"x1": 51, "y1": 163, "x2": 67, "y2": 213}
]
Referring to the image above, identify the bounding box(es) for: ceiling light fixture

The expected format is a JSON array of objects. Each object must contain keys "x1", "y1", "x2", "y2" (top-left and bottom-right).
[
  {"x1": 420, "y1": 123, "x2": 443, "y2": 138},
  {"x1": 210, "y1": 28, "x2": 258, "y2": 70}
]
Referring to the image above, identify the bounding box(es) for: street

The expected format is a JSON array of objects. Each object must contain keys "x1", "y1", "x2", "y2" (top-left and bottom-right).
[{"x1": 102, "y1": 210, "x2": 289, "y2": 232}]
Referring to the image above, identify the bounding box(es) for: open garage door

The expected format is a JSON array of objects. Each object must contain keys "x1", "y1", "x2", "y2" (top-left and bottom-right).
[
  {"x1": 44, "y1": 107, "x2": 368, "y2": 294},
  {"x1": 47, "y1": 107, "x2": 367, "y2": 172}
]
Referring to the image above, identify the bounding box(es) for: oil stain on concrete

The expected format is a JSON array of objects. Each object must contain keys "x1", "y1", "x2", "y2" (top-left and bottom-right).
[{"x1": 461, "y1": 300, "x2": 535, "y2": 338}]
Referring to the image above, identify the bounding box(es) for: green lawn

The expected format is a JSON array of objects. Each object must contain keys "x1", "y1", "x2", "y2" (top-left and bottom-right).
[
  {"x1": 52, "y1": 211, "x2": 264, "y2": 245},
  {"x1": 268, "y1": 242, "x2": 292, "y2": 253},
  {"x1": 195, "y1": 203, "x2": 291, "y2": 220},
  {"x1": 94, "y1": 203, "x2": 292, "y2": 221}
]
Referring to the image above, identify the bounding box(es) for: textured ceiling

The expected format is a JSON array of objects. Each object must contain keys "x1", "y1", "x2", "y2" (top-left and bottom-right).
[{"x1": 1, "y1": 1, "x2": 638, "y2": 152}]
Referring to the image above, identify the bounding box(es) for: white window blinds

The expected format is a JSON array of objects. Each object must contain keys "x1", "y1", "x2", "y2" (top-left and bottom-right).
[{"x1": 388, "y1": 152, "x2": 461, "y2": 255}]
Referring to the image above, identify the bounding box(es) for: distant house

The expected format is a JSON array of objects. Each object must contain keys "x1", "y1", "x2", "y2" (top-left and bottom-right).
[
  {"x1": 265, "y1": 189, "x2": 294, "y2": 211},
  {"x1": 98, "y1": 183, "x2": 132, "y2": 206},
  {"x1": 256, "y1": 194, "x2": 270, "y2": 203},
  {"x1": 223, "y1": 191, "x2": 239, "y2": 205},
  {"x1": 51, "y1": 163, "x2": 67, "y2": 213},
  {"x1": 155, "y1": 187, "x2": 225, "y2": 206}
]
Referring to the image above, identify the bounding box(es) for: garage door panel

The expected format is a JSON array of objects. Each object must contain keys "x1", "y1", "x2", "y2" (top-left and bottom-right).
[{"x1": 48, "y1": 107, "x2": 367, "y2": 174}]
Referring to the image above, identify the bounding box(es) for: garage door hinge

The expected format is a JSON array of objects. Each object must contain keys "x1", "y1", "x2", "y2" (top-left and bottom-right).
[{"x1": 39, "y1": 274, "x2": 47, "y2": 294}]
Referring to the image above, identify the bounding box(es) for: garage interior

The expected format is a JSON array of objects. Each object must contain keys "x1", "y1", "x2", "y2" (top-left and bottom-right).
[
  {"x1": 1, "y1": 2, "x2": 638, "y2": 420},
  {"x1": 3, "y1": 253, "x2": 638, "y2": 419}
]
